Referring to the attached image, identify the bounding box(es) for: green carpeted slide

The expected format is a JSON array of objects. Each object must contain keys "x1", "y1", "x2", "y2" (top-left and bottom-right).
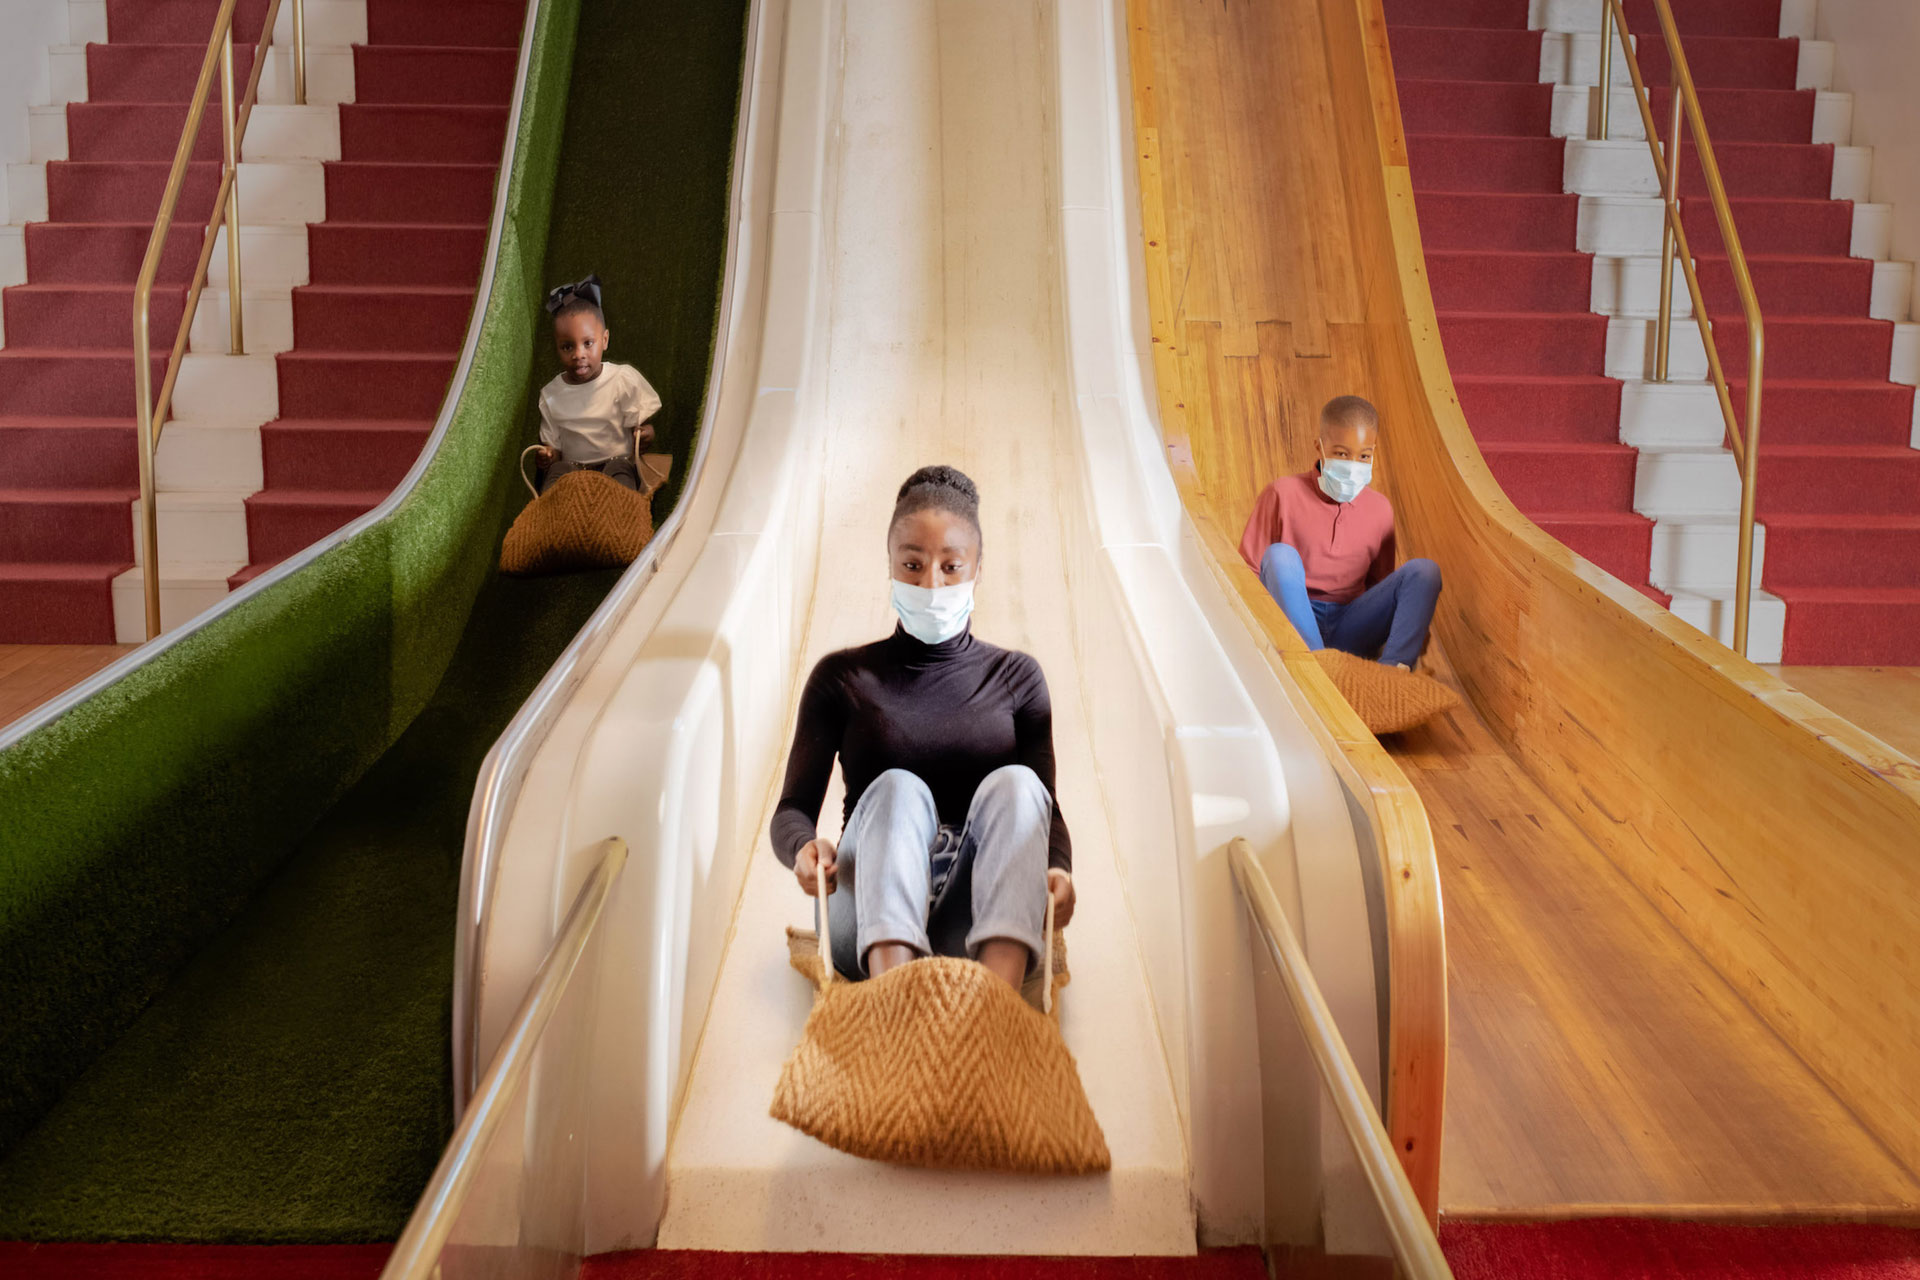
[{"x1": 0, "y1": 0, "x2": 749, "y2": 1242}]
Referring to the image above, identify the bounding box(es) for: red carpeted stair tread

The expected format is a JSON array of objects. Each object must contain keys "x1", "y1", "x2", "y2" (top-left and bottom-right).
[
  {"x1": 1775, "y1": 587, "x2": 1920, "y2": 663},
  {"x1": 1760, "y1": 515, "x2": 1920, "y2": 588},
  {"x1": 1631, "y1": 34, "x2": 1802, "y2": 90},
  {"x1": 0, "y1": 563, "x2": 127, "y2": 643},
  {"x1": 1426, "y1": 250, "x2": 1595, "y2": 311},
  {"x1": 105, "y1": 0, "x2": 272, "y2": 45},
  {"x1": 323, "y1": 161, "x2": 500, "y2": 223},
  {"x1": 1442, "y1": 1217, "x2": 1920, "y2": 1278},
  {"x1": 352, "y1": 46, "x2": 519, "y2": 105},
  {"x1": 1412, "y1": 191, "x2": 1582, "y2": 250},
  {"x1": 1435, "y1": 311, "x2": 1609, "y2": 375},
  {"x1": 1382, "y1": 0, "x2": 1528, "y2": 28},
  {"x1": 291, "y1": 285, "x2": 476, "y2": 353},
  {"x1": 306, "y1": 223, "x2": 490, "y2": 286},
  {"x1": 1707, "y1": 314, "x2": 1892, "y2": 380},
  {"x1": 0, "y1": 418, "x2": 138, "y2": 486},
  {"x1": 260, "y1": 418, "x2": 433, "y2": 489},
  {"x1": 1754, "y1": 444, "x2": 1920, "y2": 514},
  {"x1": 337, "y1": 105, "x2": 511, "y2": 163},
  {"x1": 1666, "y1": 141, "x2": 1835, "y2": 199},
  {"x1": 582, "y1": 1249, "x2": 1270, "y2": 1280},
  {"x1": 45, "y1": 159, "x2": 223, "y2": 222},
  {"x1": 1726, "y1": 377, "x2": 1916, "y2": 443},
  {"x1": 1481, "y1": 441, "x2": 1641, "y2": 510},
  {"x1": 1531, "y1": 510, "x2": 1663, "y2": 591},
  {"x1": 65, "y1": 102, "x2": 231, "y2": 162},
  {"x1": 83, "y1": 43, "x2": 259, "y2": 104},
  {"x1": 1694, "y1": 252, "x2": 1874, "y2": 316},
  {"x1": 22, "y1": 221, "x2": 208, "y2": 284},
  {"x1": 0, "y1": 488, "x2": 138, "y2": 561},
  {"x1": 3, "y1": 281, "x2": 190, "y2": 349},
  {"x1": 1639, "y1": 85, "x2": 1814, "y2": 144},
  {"x1": 1685, "y1": 197, "x2": 1854, "y2": 256},
  {"x1": 0, "y1": 349, "x2": 167, "y2": 417},
  {"x1": 368, "y1": 0, "x2": 528, "y2": 48},
  {"x1": 1452, "y1": 374, "x2": 1624, "y2": 440},
  {"x1": 243, "y1": 488, "x2": 386, "y2": 564},
  {"x1": 1378, "y1": 26, "x2": 1543, "y2": 82},
  {"x1": 276, "y1": 351, "x2": 459, "y2": 419},
  {"x1": 1406, "y1": 133, "x2": 1566, "y2": 192},
  {"x1": 1619, "y1": 0, "x2": 1783, "y2": 38},
  {"x1": 1397, "y1": 79, "x2": 1555, "y2": 135}
]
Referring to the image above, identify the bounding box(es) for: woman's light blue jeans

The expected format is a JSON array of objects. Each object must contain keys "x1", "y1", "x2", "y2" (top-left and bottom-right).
[
  {"x1": 1257, "y1": 542, "x2": 1442, "y2": 669},
  {"x1": 824, "y1": 765, "x2": 1050, "y2": 981}
]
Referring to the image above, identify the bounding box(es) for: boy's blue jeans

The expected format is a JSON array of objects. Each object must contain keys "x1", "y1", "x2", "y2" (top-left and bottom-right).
[{"x1": 1257, "y1": 542, "x2": 1442, "y2": 669}]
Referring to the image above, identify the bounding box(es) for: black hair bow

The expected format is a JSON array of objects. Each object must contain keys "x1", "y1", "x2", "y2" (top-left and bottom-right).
[{"x1": 544, "y1": 274, "x2": 603, "y2": 314}]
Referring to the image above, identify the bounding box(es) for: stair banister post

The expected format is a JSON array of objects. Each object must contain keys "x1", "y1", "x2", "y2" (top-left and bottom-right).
[
  {"x1": 1596, "y1": 1, "x2": 1613, "y2": 139},
  {"x1": 1654, "y1": 70, "x2": 1682, "y2": 383},
  {"x1": 293, "y1": 0, "x2": 307, "y2": 105},
  {"x1": 221, "y1": 23, "x2": 245, "y2": 355}
]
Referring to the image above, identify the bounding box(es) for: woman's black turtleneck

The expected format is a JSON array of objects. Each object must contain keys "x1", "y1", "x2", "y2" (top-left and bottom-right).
[{"x1": 770, "y1": 625, "x2": 1071, "y2": 873}]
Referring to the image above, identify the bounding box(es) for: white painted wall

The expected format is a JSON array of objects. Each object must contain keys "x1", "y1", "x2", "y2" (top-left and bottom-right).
[
  {"x1": 1820, "y1": 0, "x2": 1920, "y2": 319},
  {"x1": 0, "y1": 0, "x2": 71, "y2": 221}
]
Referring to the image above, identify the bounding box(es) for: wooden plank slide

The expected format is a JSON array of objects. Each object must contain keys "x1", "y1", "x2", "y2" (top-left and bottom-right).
[{"x1": 1129, "y1": 0, "x2": 1920, "y2": 1218}]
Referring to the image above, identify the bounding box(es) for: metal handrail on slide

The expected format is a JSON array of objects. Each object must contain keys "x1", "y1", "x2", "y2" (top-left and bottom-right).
[
  {"x1": 1596, "y1": 0, "x2": 1766, "y2": 658},
  {"x1": 129, "y1": 0, "x2": 308, "y2": 640},
  {"x1": 1228, "y1": 839, "x2": 1454, "y2": 1276},
  {"x1": 380, "y1": 837, "x2": 627, "y2": 1280}
]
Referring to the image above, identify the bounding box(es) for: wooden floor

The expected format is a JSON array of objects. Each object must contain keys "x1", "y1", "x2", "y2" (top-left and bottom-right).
[
  {"x1": 1396, "y1": 653, "x2": 1920, "y2": 1215},
  {"x1": 1127, "y1": 0, "x2": 1920, "y2": 1216},
  {"x1": 0, "y1": 645, "x2": 133, "y2": 733},
  {"x1": 1766, "y1": 667, "x2": 1920, "y2": 762}
]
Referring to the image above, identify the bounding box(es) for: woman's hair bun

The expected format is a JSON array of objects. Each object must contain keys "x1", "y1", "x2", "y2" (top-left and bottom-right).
[
  {"x1": 891, "y1": 464, "x2": 982, "y2": 543},
  {"x1": 897, "y1": 464, "x2": 978, "y2": 505}
]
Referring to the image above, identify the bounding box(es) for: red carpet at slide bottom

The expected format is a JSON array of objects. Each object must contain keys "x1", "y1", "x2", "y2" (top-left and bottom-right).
[
  {"x1": 585, "y1": 1252, "x2": 1267, "y2": 1279},
  {"x1": 1441, "y1": 1219, "x2": 1920, "y2": 1279}
]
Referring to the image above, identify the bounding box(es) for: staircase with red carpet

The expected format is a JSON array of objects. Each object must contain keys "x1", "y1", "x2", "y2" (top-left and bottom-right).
[
  {"x1": 0, "y1": 0, "x2": 520, "y2": 641},
  {"x1": 235, "y1": 0, "x2": 522, "y2": 587},
  {"x1": 1386, "y1": 0, "x2": 1920, "y2": 664}
]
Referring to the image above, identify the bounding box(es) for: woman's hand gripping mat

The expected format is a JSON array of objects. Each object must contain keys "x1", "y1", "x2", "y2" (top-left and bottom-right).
[
  {"x1": 500, "y1": 450, "x2": 673, "y2": 576},
  {"x1": 1313, "y1": 648, "x2": 1460, "y2": 735},
  {"x1": 771, "y1": 879, "x2": 1109, "y2": 1174}
]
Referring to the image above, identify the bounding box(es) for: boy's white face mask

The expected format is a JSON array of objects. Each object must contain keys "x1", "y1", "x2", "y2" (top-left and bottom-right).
[
  {"x1": 891, "y1": 578, "x2": 975, "y2": 645},
  {"x1": 1319, "y1": 458, "x2": 1373, "y2": 504}
]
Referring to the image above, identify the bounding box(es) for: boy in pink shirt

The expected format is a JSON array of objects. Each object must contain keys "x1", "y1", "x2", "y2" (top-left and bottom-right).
[{"x1": 1238, "y1": 396, "x2": 1441, "y2": 670}]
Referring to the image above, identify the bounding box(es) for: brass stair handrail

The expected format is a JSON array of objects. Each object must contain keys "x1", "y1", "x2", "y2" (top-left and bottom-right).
[
  {"x1": 129, "y1": 0, "x2": 306, "y2": 640},
  {"x1": 1597, "y1": 0, "x2": 1765, "y2": 658}
]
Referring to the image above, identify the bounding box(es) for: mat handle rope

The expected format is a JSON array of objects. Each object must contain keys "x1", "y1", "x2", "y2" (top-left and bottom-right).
[
  {"x1": 814, "y1": 858, "x2": 1056, "y2": 1013},
  {"x1": 520, "y1": 439, "x2": 673, "y2": 502}
]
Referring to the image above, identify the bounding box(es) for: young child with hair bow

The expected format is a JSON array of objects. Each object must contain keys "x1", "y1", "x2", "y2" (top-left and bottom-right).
[{"x1": 533, "y1": 274, "x2": 662, "y2": 493}]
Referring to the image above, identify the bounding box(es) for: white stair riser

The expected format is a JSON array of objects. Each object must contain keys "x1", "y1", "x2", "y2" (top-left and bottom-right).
[
  {"x1": 1619, "y1": 380, "x2": 1740, "y2": 448},
  {"x1": 1549, "y1": 87, "x2": 1849, "y2": 146},
  {"x1": 256, "y1": 46, "x2": 356, "y2": 106},
  {"x1": 1591, "y1": 255, "x2": 1914, "y2": 323},
  {"x1": 27, "y1": 105, "x2": 339, "y2": 165},
  {"x1": 1607, "y1": 315, "x2": 1712, "y2": 381},
  {"x1": 28, "y1": 106, "x2": 65, "y2": 163},
  {"x1": 111, "y1": 568, "x2": 240, "y2": 642},
  {"x1": 0, "y1": 227, "x2": 22, "y2": 289},
  {"x1": 170, "y1": 352, "x2": 278, "y2": 419},
  {"x1": 1564, "y1": 140, "x2": 1874, "y2": 202},
  {"x1": 1893, "y1": 323, "x2": 1920, "y2": 386},
  {"x1": 1668, "y1": 589, "x2": 1787, "y2": 662},
  {"x1": 210, "y1": 225, "x2": 312, "y2": 289},
  {"x1": 1853, "y1": 203, "x2": 1894, "y2": 261},
  {"x1": 47, "y1": 46, "x2": 86, "y2": 107},
  {"x1": 1634, "y1": 447, "x2": 1744, "y2": 518},
  {"x1": 127, "y1": 496, "x2": 251, "y2": 566},
  {"x1": 189, "y1": 291, "x2": 295, "y2": 354},
  {"x1": 1533, "y1": 0, "x2": 1814, "y2": 39},
  {"x1": 156, "y1": 422, "x2": 266, "y2": 491},
  {"x1": 5, "y1": 164, "x2": 48, "y2": 223},
  {"x1": 1539, "y1": 34, "x2": 1834, "y2": 92},
  {"x1": 1650, "y1": 518, "x2": 1768, "y2": 591},
  {"x1": 67, "y1": 1, "x2": 106, "y2": 43}
]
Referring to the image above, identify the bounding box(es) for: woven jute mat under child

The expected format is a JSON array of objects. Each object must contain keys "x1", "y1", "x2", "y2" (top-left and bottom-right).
[
  {"x1": 1313, "y1": 648, "x2": 1460, "y2": 734},
  {"x1": 770, "y1": 871, "x2": 1109, "y2": 1175},
  {"x1": 500, "y1": 449, "x2": 672, "y2": 576}
]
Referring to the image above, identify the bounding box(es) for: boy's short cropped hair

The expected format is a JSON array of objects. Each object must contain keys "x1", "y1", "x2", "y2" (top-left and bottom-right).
[{"x1": 1321, "y1": 395, "x2": 1379, "y2": 432}]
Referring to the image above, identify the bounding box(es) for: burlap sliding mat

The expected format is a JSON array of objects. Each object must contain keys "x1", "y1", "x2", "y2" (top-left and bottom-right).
[
  {"x1": 1313, "y1": 648, "x2": 1460, "y2": 734},
  {"x1": 770, "y1": 873, "x2": 1109, "y2": 1175},
  {"x1": 500, "y1": 449, "x2": 672, "y2": 576}
]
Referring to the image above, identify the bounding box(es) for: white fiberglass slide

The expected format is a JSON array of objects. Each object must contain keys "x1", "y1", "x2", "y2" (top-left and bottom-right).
[{"x1": 462, "y1": 0, "x2": 1387, "y2": 1256}]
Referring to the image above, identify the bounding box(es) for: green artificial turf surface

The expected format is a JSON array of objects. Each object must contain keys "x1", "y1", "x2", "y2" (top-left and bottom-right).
[{"x1": 0, "y1": 0, "x2": 747, "y2": 1242}]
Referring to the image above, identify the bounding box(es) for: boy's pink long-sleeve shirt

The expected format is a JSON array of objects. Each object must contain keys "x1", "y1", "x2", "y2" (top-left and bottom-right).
[{"x1": 1238, "y1": 469, "x2": 1397, "y2": 604}]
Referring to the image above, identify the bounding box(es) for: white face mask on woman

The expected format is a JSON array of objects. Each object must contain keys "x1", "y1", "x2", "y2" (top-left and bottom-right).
[
  {"x1": 1318, "y1": 458, "x2": 1372, "y2": 504},
  {"x1": 891, "y1": 578, "x2": 975, "y2": 645}
]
